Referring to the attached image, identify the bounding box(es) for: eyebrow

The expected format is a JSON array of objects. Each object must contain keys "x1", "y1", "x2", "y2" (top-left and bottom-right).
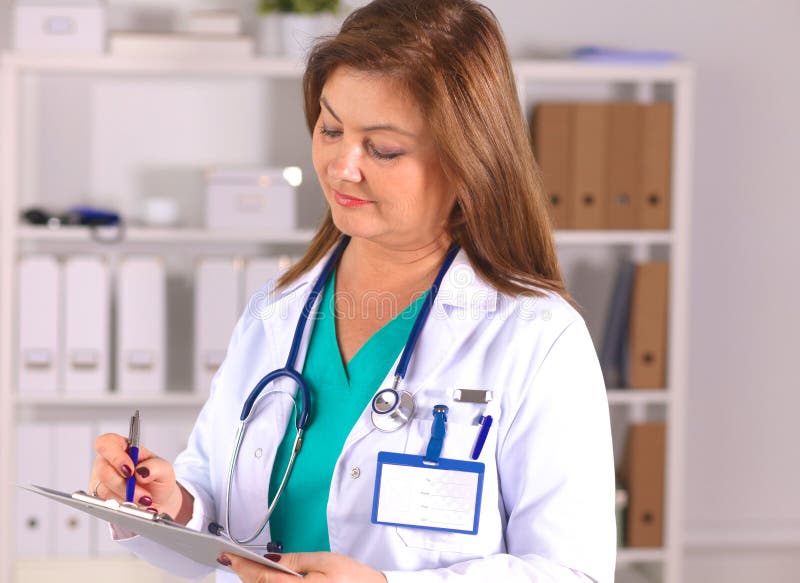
[{"x1": 320, "y1": 96, "x2": 417, "y2": 138}]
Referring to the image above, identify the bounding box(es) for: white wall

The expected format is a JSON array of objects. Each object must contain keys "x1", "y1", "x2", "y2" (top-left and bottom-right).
[{"x1": 478, "y1": 0, "x2": 800, "y2": 579}]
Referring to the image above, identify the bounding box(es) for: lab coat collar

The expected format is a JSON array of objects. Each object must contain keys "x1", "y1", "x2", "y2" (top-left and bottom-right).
[
  {"x1": 267, "y1": 246, "x2": 498, "y2": 315},
  {"x1": 258, "y1": 244, "x2": 499, "y2": 452}
]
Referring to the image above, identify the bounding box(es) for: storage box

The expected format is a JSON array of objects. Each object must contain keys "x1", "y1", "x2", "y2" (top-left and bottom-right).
[
  {"x1": 205, "y1": 167, "x2": 300, "y2": 232},
  {"x1": 13, "y1": 1, "x2": 106, "y2": 55},
  {"x1": 187, "y1": 10, "x2": 242, "y2": 36}
]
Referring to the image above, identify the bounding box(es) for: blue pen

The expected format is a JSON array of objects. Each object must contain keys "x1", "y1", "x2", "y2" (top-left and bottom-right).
[
  {"x1": 125, "y1": 410, "x2": 140, "y2": 503},
  {"x1": 471, "y1": 415, "x2": 493, "y2": 460}
]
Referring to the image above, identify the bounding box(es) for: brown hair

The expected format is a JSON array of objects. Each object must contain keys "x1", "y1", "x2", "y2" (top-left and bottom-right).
[{"x1": 279, "y1": 0, "x2": 571, "y2": 305}]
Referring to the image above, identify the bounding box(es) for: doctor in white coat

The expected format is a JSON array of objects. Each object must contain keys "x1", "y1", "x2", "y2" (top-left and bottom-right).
[{"x1": 89, "y1": 1, "x2": 616, "y2": 581}]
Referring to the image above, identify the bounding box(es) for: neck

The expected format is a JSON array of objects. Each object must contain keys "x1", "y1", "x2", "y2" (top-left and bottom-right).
[{"x1": 337, "y1": 234, "x2": 452, "y2": 295}]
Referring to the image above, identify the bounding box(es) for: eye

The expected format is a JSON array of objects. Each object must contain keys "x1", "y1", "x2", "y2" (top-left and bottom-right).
[
  {"x1": 319, "y1": 125, "x2": 342, "y2": 138},
  {"x1": 367, "y1": 142, "x2": 403, "y2": 161}
]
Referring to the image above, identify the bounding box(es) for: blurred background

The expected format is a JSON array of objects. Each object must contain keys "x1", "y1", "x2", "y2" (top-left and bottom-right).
[{"x1": 0, "y1": 1, "x2": 798, "y2": 582}]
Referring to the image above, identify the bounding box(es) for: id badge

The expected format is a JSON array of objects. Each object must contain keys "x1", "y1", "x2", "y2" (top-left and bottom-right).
[{"x1": 371, "y1": 451, "x2": 484, "y2": 534}]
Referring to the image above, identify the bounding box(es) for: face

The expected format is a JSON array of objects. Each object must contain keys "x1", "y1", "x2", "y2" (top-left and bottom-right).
[{"x1": 312, "y1": 67, "x2": 455, "y2": 250}]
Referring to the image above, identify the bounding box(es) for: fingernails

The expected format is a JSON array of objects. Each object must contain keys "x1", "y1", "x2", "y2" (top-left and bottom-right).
[
  {"x1": 136, "y1": 467, "x2": 150, "y2": 478},
  {"x1": 216, "y1": 554, "x2": 231, "y2": 567},
  {"x1": 120, "y1": 465, "x2": 132, "y2": 478},
  {"x1": 264, "y1": 553, "x2": 282, "y2": 562},
  {"x1": 146, "y1": 507, "x2": 158, "y2": 513},
  {"x1": 138, "y1": 496, "x2": 152, "y2": 506}
]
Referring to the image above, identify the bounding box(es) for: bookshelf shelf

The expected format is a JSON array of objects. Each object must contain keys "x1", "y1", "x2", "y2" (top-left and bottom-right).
[
  {"x1": 606, "y1": 389, "x2": 670, "y2": 406},
  {"x1": 16, "y1": 225, "x2": 317, "y2": 245},
  {"x1": 14, "y1": 392, "x2": 207, "y2": 408},
  {"x1": 616, "y1": 547, "x2": 667, "y2": 564}
]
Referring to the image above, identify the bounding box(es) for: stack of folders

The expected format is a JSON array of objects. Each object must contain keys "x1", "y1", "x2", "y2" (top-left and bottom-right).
[
  {"x1": 530, "y1": 101, "x2": 673, "y2": 230},
  {"x1": 15, "y1": 418, "x2": 194, "y2": 558},
  {"x1": 619, "y1": 422, "x2": 666, "y2": 547},
  {"x1": 18, "y1": 254, "x2": 293, "y2": 398},
  {"x1": 110, "y1": 11, "x2": 252, "y2": 58},
  {"x1": 194, "y1": 256, "x2": 292, "y2": 395},
  {"x1": 600, "y1": 261, "x2": 669, "y2": 389},
  {"x1": 17, "y1": 255, "x2": 166, "y2": 397}
]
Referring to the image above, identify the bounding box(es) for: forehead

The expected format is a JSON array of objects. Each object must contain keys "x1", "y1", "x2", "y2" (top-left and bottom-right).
[{"x1": 321, "y1": 67, "x2": 425, "y2": 130}]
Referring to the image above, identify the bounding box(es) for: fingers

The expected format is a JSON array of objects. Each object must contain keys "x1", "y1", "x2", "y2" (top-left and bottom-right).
[
  {"x1": 272, "y1": 552, "x2": 330, "y2": 576},
  {"x1": 132, "y1": 457, "x2": 175, "y2": 486},
  {"x1": 220, "y1": 553, "x2": 300, "y2": 583},
  {"x1": 89, "y1": 457, "x2": 155, "y2": 505},
  {"x1": 94, "y1": 433, "x2": 137, "y2": 479}
]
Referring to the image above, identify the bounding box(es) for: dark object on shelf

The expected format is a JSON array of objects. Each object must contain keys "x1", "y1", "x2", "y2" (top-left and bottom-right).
[
  {"x1": 21, "y1": 205, "x2": 125, "y2": 243},
  {"x1": 600, "y1": 261, "x2": 635, "y2": 388},
  {"x1": 21, "y1": 205, "x2": 121, "y2": 227}
]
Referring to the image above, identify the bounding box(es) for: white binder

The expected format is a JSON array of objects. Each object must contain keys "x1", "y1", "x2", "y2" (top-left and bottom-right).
[
  {"x1": 194, "y1": 258, "x2": 240, "y2": 395},
  {"x1": 63, "y1": 256, "x2": 110, "y2": 395},
  {"x1": 17, "y1": 255, "x2": 61, "y2": 394},
  {"x1": 117, "y1": 257, "x2": 166, "y2": 394},
  {"x1": 243, "y1": 256, "x2": 290, "y2": 310},
  {"x1": 53, "y1": 423, "x2": 93, "y2": 555},
  {"x1": 15, "y1": 423, "x2": 55, "y2": 556}
]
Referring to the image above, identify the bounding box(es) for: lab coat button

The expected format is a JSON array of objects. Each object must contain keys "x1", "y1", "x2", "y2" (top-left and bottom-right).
[
  {"x1": 255, "y1": 448, "x2": 263, "y2": 459},
  {"x1": 350, "y1": 467, "x2": 361, "y2": 479}
]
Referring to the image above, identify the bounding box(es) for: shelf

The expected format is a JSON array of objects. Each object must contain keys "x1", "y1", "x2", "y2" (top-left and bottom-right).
[
  {"x1": 16, "y1": 225, "x2": 668, "y2": 246},
  {"x1": 606, "y1": 389, "x2": 669, "y2": 405},
  {"x1": 1, "y1": 52, "x2": 306, "y2": 77},
  {"x1": 616, "y1": 547, "x2": 666, "y2": 564},
  {"x1": 554, "y1": 230, "x2": 672, "y2": 246},
  {"x1": 14, "y1": 392, "x2": 208, "y2": 408},
  {"x1": 17, "y1": 225, "x2": 316, "y2": 245},
  {"x1": 2, "y1": 52, "x2": 691, "y2": 83}
]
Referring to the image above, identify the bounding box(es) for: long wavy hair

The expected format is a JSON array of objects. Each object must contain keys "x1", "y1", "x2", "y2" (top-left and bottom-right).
[{"x1": 278, "y1": 0, "x2": 571, "y2": 304}]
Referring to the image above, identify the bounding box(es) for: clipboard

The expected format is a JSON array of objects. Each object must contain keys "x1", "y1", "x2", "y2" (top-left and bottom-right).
[{"x1": 20, "y1": 484, "x2": 300, "y2": 577}]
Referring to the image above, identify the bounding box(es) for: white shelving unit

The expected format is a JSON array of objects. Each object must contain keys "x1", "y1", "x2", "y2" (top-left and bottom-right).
[{"x1": 0, "y1": 53, "x2": 693, "y2": 583}]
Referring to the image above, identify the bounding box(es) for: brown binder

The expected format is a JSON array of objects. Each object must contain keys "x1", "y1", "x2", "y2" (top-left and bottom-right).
[
  {"x1": 570, "y1": 103, "x2": 609, "y2": 229},
  {"x1": 627, "y1": 262, "x2": 669, "y2": 388},
  {"x1": 531, "y1": 103, "x2": 573, "y2": 229},
  {"x1": 639, "y1": 102, "x2": 673, "y2": 229},
  {"x1": 606, "y1": 103, "x2": 641, "y2": 229},
  {"x1": 621, "y1": 423, "x2": 666, "y2": 547}
]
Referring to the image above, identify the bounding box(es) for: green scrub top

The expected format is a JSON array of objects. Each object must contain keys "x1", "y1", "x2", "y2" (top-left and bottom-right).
[{"x1": 267, "y1": 269, "x2": 429, "y2": 552}]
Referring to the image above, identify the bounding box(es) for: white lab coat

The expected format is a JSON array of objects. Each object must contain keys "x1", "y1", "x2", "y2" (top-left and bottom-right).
[{"x1": 116, "y1": 249, "x2": 616, "y2": 582}]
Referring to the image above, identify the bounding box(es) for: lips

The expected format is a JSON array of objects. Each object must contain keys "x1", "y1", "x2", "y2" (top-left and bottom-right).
[{"x1": 333, "y1": 189, "x2": 373, "y2": 208}]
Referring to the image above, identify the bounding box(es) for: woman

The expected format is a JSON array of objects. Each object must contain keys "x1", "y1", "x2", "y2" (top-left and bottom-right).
[{"x1": 89, "y1": 1, "x2": 616, "y2": 581}]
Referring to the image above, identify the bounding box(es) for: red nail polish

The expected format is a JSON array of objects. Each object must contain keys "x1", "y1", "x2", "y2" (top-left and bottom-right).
[
  {"x1": 121, "y1": 465, "x2": 132, "y2": 478},
  {"x1": 264, "y1": 553, "x2": 281, "y2": 562},
  {"x1": 138, "y1": 496, "x2": 152, "y2": 506},
  {"x1": 217, "y1": 555, "x2": 232, "y2": 567},
  {"x1": 136, "y1": 467, "x2": 150, "y2": 478},
  {"x1": 146, "y1": 507, "x2": 158, "y2": 513}
]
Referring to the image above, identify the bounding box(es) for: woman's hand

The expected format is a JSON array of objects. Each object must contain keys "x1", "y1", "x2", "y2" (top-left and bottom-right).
[
  {"x1": 219, "y1": 551, "x2": 387, "y2": 583},
  {"x1": 88, "y1": 433, "x2": 194, "y2": 524}
]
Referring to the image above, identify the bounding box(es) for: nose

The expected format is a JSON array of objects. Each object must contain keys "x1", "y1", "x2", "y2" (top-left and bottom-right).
[{"x1": 328, "y1": 143, "x2": 363, "y2": 183}]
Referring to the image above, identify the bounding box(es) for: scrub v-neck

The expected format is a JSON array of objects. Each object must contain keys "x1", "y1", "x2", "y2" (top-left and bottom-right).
[{"x1": 267, "y1": 268, "x2": 429, "y2": 552}]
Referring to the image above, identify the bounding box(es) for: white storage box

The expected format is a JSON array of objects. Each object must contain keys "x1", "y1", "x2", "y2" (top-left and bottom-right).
[
  {"x1": 13, "y1": 0, "x2": 106, "y2": 55},
  {"x1": 205, "y1": 167, "x2": 300, "y2": 231}
]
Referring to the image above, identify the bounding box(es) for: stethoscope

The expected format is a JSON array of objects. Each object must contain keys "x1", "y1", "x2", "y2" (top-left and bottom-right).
[{"x1": 216, "y1": 235, "x2": 461, "y2": 547}]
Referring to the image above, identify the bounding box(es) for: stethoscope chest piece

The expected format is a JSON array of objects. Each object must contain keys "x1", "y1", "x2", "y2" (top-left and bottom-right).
[{"x1": 371, "y1": 388, "x2": 415, "y2": 432}]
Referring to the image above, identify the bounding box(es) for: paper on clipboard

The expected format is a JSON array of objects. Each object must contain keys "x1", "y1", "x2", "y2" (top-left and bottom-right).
[{"x1": 20, "y1": 484, "x2": 300, "y2": 577}]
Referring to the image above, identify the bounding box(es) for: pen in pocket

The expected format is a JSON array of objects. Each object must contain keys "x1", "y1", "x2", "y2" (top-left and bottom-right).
[{"x1": 470, "y1": 414, "x2": 493, "y2": 460}]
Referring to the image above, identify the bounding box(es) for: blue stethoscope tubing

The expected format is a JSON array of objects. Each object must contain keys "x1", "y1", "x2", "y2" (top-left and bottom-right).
[{"x1": 223, "y1": 235, "x2": 460, "y2": 545}]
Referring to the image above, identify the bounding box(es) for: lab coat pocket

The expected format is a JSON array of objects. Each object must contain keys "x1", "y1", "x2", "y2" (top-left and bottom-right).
[{"x1": 394, "y1": 419, "x2": 490, "y2": 554}]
